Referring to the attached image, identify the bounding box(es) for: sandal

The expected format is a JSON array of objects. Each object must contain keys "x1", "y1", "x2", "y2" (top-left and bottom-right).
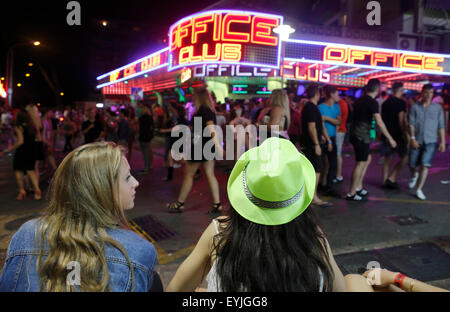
[
  {"x1": 167, "y1": 201, "x2": 184, "y2": 213},
  {"x1": 208, "y1": 203, "x2": 223, "y2": 214},
  {"x1": 34, "y1": 189, "x2": 42, "y2": 200},
  {"x1": 16, "y1": 190, "x2": 26, "y2": 201}
]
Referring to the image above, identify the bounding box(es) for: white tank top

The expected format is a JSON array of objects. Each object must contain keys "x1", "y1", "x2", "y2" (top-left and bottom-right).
[{"x1": 205, "y1": 219, "x2": 324, "y2": 292}]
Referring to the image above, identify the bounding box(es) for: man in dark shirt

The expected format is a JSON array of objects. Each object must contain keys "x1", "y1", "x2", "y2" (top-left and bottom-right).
[
  {"x1": 300, "y1": 84, "x2": 333, "y2": 207},
  {"x1": 138, "y1": 103, "x2": 154, "y2": 173},
  {"x1": 82, "y1": 108, "x2": 104, "y2": 144},
  {"x1": 381, "y1": 82, "x2": 409, "y2": 189},
  {"x1": 346, "y1": 79, "x2": 397, "y2": 201}
]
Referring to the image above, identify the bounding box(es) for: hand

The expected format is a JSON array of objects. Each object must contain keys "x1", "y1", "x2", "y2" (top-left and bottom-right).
[
  {"x1": 327, "y1": 142, "x2": 332, "y2": 152},
  {"x1": 314, "y1": 144, "x2": 322, "y2": 156},
  {"x1": 411, "y1": 139, "x2": 419, "y2": 149},
  {"x1": 363, "y1": 268, "x2": 397, "y2": 288},
  {"x1": 439, "y1": 142, "x2": 446, "y2": 153},
  {"x1": 320, "y1": 136, "x2": 326, "y2": 144},
  {"x1": 389, "y1": 138, "x2": 397, "y2": 149}
]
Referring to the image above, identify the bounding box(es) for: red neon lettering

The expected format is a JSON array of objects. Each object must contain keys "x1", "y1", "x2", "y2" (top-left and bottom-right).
[
  {"x1": 202, "y1": 43, "x2": 221, "y2": 61},
  {"x1": 179, "y1": 46, "x2": 192, "y2": 65},
  {"x1": 192, "y1": 14, "x2": 214, "y2": 44},
  {"x1": 295, "y1": 64, "x2": 306, "y2": 80},
  {"x1": 371, "y1": 51, "x2": 394, "y2": 66},
  {"x1": 320, "y1": 71, "x2": 331, "y2": 83},
  {"x1": 124, "y1": 64, "x2": 137, "y2": 77},
  {"x1": 213, "y1": 14, "x2": 222, "y2": 41},
  {"x1": 141, "y1": 57, "x2": 152, "y2": 70},
  {"x1": 170, "y1": 25, "x2": 179, "y2": 51},
  {"x1": 400, "y1": 54, "x2": 422, "y2": 70},
  {"x1": 422, "y1": 56, "x2": 444, "y2": 72},
  {"x1": 281, "y1": 63, "x2": 294, "y2": 79},
  {"x1": 323, "y1": 46, "x2": 348, "y2": 63},
  {"x1": 307, "y1": 68, "x2": 319, "y2": 81},
  {"x1": 190, "y1": 47, "x2": 202, "y2": 63},
  {"x1": 110, "y1": 71, "x2": 120, "y2": 82},
  {"x1": 251, "y1": 16, "x2": 279, "y2": 46},
  {"x1": 221, "y1": 43, "x2": 242, "y2": 61},
  {"x1": 222, "y1": 14, "x2": 251, "y2": 43},
  {"x1": 177, "y1": 20, "x2": 192, "y2": 49},
  {"x1": 348, "y1": 49, "x2": 371, "y2": 64}
]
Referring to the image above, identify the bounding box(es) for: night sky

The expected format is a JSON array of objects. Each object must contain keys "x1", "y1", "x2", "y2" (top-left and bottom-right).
[{"x1": 0, "y1": 0, "x2": 218, "y2": 108}]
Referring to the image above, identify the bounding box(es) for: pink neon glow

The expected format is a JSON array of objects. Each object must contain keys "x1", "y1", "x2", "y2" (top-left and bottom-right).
[
  {"x1": 385, "y1": 73, "x2": 422, "y2": 81},
  {"x1": 369, "y1": 71, "x2": 404, "y2": 79},
  {"x1": 340, "y1": 67, "x2": 361, "y2": 74}
]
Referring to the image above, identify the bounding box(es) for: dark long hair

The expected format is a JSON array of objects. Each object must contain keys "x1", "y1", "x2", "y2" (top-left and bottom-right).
[
  {"x1": 212, "y1": 206, "x2": 334, "y2": 292},
  {"x1": 15, "y1": 109, "x2": 36, "y2": 137}
]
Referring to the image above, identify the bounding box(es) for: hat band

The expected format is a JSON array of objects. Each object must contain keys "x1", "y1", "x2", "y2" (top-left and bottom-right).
[{"x1": 242, "y1": 163, "x2": 304, "y2": 209}]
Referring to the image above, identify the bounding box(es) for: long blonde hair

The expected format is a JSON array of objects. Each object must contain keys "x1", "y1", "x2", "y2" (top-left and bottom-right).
[
  {"x1": 25, "y1": 104, "x2": 43, "y2": 140},
  {"x1": 35, "y1": 142, "x2": 135, "y2": 291},
  {"x1": 193, "y1": 86, "x2": 216, "y2": 113},
  {"x1": 270, "y1": 89, "x2": 291, "y2": 129}
]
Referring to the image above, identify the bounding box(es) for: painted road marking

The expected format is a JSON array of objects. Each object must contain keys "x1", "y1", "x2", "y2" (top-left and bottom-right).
[
  {"x1": 129, "y1": 220, "x2": 194, "y2": 264},
  {"x1": 369, "y1": 197, "x2": 450, "y2": 206}
]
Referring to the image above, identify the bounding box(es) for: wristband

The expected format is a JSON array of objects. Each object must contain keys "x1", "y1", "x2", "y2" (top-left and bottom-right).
[
  {"x1": 393, "y1": 273, "x2": 406, "y2": 288},
  {"x1": 328, "y1": 141, "x2": 332, "y2": 145},
  {"x1": 411, "y1": 136, "x2": 416, "y2": 140}
]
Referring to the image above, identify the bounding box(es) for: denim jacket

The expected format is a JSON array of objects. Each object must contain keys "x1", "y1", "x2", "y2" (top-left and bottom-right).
[{"x1": 0, "y1": 219, "x2": 158, "y2": 292}]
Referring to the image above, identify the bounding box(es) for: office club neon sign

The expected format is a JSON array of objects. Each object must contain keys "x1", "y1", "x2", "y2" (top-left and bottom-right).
[
  {"x1": 284, "y1": 39, "x2": 450, "y2": 76},
  {"x1": 168, "y1": 10, "x2": 282, "y2": 71}
]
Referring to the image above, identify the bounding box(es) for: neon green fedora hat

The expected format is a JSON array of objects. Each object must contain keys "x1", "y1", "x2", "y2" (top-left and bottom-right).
[{"x1": 227, "y1": 137, "x2": 316, "y2": 226}]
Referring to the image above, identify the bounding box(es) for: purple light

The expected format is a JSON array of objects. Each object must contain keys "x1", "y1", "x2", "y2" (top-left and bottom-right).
[
  {"x1": 110, "y1": 106, "x2": 117, "y2": 112},
  {"x1": 120, "y1": 105, "x2": 126, "y2": 109}
]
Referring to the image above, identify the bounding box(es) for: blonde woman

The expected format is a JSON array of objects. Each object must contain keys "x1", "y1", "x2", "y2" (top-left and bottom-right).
[
  {"x1": 25, "y1": 104, "x2": 45, "y2": 180},
  {"x1": 0, "y1": 142, "x2": 159, "y2": 292},
  {"x1": 167, "y1": 86, "x2": 224, "y2": 214},
  {"x1": 259, "y1": 89, "x2": 291, "y2": 139}
]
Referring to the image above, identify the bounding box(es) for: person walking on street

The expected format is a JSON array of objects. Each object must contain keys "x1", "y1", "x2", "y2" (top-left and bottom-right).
[
  {"x1": 381, "y1": 82, "x2": 409, "y2": 189},
  {"x1": 335, "y1": 96, "x2": 349, "y2": 183},
  {"x1": 346, "y1": 79, "x2": 397, "y2": 201},
  {"x1": 408, "y1": 84, "x2": 447, "y2": 200},
  {"x1": 318, "y1": 85, "x2": 341, "y2": 197},
  {"x1": 300, "y1": 84, "x2": 333, "y2": 207}
]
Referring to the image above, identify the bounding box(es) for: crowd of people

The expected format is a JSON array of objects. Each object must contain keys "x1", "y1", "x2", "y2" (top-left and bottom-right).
[{"x1": 0, "y1": 81, "x2": 448, "y2": 292}]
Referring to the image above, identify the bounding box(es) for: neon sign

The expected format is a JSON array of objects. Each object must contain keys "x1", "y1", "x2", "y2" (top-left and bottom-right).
[
  {"x1": 192, "y1": 64, "x2": 272, "y2": 77},
  {"x1": 282, "y1": 62, "x2": 366, "y2": 87},
  {"x1": 96, "y1": 48, "x2": 169, "y2": 89},
  {"x1": 181, "y1": 68, "x2": 192, "y2": 83},
  {"x1": 168, "y1": 10, "x2": 282, "y2": 71},
  {"x1": 284, "y1": 39, "x2": 450, "y2": 76}
]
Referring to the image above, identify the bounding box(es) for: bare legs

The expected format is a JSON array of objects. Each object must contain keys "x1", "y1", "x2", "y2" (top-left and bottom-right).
[
  {"x1": 349, "y1": 154, "x2": 371, "y2": 195},
  {"x1": 383, "y1": 156, "x2": 408, "y2": 183},
  {"x1": 416, "y1": 166, "x2": 428, "y2": 192},
  {"x1": 14, "y1": 170, "x2": 41, "y2": 199},
  {"x1": 175, "y1": 160, "x2": 220, "y2": 210},
  {"x1": 337, "y1": 154, "x2": 343, "y2": 179}
]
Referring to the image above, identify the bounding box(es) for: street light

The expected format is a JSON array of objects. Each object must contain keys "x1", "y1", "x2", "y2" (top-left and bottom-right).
[
  {"x1": 28, "y1": 63, "x2": 34, "y2": 67},
  {"x1": 17, "y1": 83, "x2": 22, "y2": 87},
  {"x1": 273, "y1": 25, "x2": 295, "y2": 88},
  {"x1": 5, "y1": 41, "x2": 41, "y2": 107},
  {"x1": 25, "y1": 73, "x2": 30, "y2": 77},
  {"x1": 60, "y1": 92, "x2": 64, "y2": 96}
]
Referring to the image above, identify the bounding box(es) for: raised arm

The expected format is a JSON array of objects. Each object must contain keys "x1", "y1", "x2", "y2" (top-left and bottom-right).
[{"x1": 166, "y1": 221, "x2": 216, "y2": 292}]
